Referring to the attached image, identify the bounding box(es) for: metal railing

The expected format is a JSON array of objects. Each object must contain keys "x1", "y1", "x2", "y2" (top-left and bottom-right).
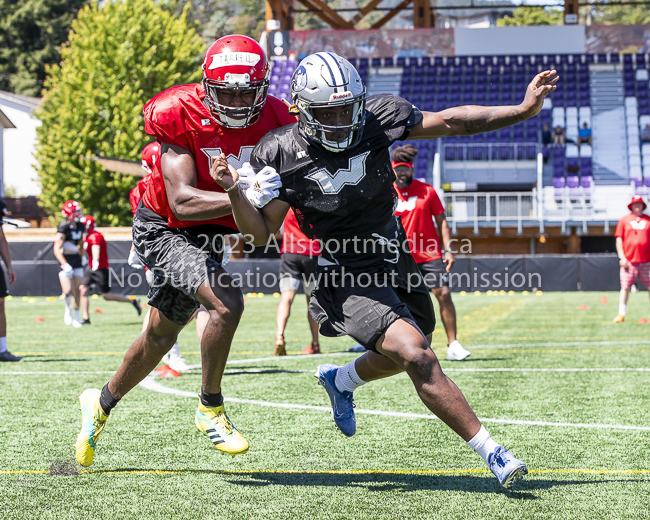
[
  {"x1": 442, "y1": 143, "x2": 541, "y2": 163},
  {"x1": 445, "y1": 191, "x2": 536, "y2": 234},
  {"x1": 444, "y1": 189, "x2": 606, "y2": 235}
]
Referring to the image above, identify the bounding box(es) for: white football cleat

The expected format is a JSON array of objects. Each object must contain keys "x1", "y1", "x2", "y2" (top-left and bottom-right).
[
  {"x1": 72, "y1": 319, "x2": 83, "y2": 329},
  {"x1": 447, "y1": 340, "x2": 471, "y2": 361},
  {"x1": 168, "y1": 355, "x2": 190, "y2": 373}
]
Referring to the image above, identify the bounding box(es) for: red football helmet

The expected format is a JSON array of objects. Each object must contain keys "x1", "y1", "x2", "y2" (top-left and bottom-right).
[
  {"x1": 80, "y1": 215, "x2": 96, "y2": 234},
  {"x1": 202, "y1": 35, "x2": 270, "y2": 128},
  {"x1": 141, "y1": 142, "x2": 161, "y2": 174},
  {"x1": 62, "y1": 200, "x2": 82, "y2": 221}
]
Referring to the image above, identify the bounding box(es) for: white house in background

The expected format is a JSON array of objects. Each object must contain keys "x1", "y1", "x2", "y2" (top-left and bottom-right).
[
  {"x1": 0, "y1": 91, "x2": 42, "y2": 197},
  {"x1": 0, "y1": 108, "x2": 16, "y2": 197}
]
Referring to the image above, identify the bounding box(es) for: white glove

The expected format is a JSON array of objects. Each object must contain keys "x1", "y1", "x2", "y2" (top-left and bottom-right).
[
  {"x1": 245, "y1": 166, "x2": 282, "y2": 208},
  {"x1": 128, "y1": 250, "x2": 144, "y2": 269},
  {"x1": 236, "y1": 162, "x2": 256, "y2": 190},
  {"x1": 91, "y1": 259, "x2": 99, "y2": 271},
  {"x1": 61, "y1": 263, "x2": 73, "y2": 274}
]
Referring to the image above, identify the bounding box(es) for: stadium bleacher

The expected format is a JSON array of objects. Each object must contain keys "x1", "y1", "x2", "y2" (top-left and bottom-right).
[{"x1": 268, "y1": 53, "x2": 650, "y2": 193}]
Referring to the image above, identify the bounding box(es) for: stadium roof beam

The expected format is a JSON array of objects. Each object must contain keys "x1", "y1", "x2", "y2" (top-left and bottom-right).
[
  {"x1": 371, "y1": 0, "x2": 414, "y2": 29},
  {"x1": 295, "y1": 0, "x2": 354, "y2": 28}
]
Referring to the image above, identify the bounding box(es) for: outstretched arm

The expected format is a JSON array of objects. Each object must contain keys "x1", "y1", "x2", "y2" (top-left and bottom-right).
[
  {"x1": 161, "y1": 143, "x2": 233, "y2": 221},
  {"x1": 408, "y1": 70, "x2": 558, "y2": 140},
  {"x1": 210, "y1": 154, "x2": 290, "y2": 246}
]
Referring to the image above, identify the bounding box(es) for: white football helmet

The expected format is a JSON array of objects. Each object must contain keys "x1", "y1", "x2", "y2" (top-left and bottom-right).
[{"x1": 290, "y1": 52, "x2": 366, "y2": 152}]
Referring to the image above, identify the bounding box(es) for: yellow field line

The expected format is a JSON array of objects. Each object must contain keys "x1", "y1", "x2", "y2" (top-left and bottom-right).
[{"x1": 2, "y1": 468, "x2": 649, "y2": 476}]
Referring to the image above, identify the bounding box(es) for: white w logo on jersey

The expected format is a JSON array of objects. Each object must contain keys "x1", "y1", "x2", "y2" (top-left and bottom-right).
[
  {"x1": 306, "y1": 151, "x2": 371, "y2": 195},
  {"x1": 201, "y1": 146, "x2": 254, "y2": 171},
  {"x1": 395, "y1": 196, "x2": 418, "y2": 213},
  {"x1": 630, "y1": 219, "x2": 648, "y2": 230}
]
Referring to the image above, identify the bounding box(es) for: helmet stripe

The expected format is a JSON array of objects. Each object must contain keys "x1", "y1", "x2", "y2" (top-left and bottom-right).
[
  {"x1": 327, "y1": 52, "x2": 347, "y2": 86},
  {"x1": 314, "y1": 52, "x2": 339, "y2": 92}
]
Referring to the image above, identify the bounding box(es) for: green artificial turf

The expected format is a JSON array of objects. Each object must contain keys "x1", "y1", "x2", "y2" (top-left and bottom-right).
[{"x1": 1, "y1": 291, "x2": 649, "y2": 519}]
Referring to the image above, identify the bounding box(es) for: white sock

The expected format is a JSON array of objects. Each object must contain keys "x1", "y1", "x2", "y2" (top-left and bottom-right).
[
  {"x1": 467, "y1": 425, "x2": 500, "y2": 464},
  {"x1": 619, "y1": 303, "x2": 627, "y2": 316},
  {"x1": 65, "y1": 294, "x2": 72, "y2": 308},
  {"x1": 74, "y1": 309, "x2": 80, "y2": 322},
  {"x1": 334, "y1": 361, "x2": 366, "y2": 393},
  {"x1": 0, "y1": 337, "x2": 7, "y2": 354},
  {"x1": 169, "y1": 342, "x2": 181, "y2": 359}
]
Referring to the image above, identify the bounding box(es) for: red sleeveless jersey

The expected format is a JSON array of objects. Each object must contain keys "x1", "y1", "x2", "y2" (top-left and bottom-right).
[{"x1": 142, "y1": 84, "x2": 296, "y2": 229}]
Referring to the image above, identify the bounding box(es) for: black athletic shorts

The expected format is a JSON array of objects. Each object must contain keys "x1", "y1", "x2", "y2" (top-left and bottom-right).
[
  {"x1": 309, "y1": 242, "x2": 436, "y2": 351},
  {"x1": 417, "y1": 258, "x2": 450, "y2": 289},
  {"x1": 279, "y1": 253, "x2": 319, "y2": 292},
  {"x1": 82, "y1": 267, "x2": 111, "y2": 293},
  {"x1": 132, "y1": 202, "x2": 231, "y2": 325},
  {"x1": 64, "y1": 253, "x2": 83, "y2": 270},
  {"x1": 0, "y1": 264, "x2": 7, "y2": 297}
]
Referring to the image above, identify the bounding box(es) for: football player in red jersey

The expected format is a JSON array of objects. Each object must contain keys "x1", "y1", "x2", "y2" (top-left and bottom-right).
[
  {"x1": 79, "y1": 215, "x2": 142, "y2": 323},
  {"x1": 392, "y1": 144, "x2": 471, "y2": 361},
  {"x1": 75, "y1": 35, "x2": 296, "y2": 467}
]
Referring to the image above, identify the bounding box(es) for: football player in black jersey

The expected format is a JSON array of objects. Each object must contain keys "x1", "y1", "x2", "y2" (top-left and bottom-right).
[
  {"x1": 213, "y1": 52, "x2": 557, "y2": 489},
  {"x1": 54, "y1": 200, "x2": 85, "y2": 328}
]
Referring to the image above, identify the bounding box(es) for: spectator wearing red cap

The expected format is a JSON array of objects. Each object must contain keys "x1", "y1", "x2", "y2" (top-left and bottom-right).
[
  {"x1": 392, "y1": 145, "x2": 471, "y2": 361},
  {"x1": 613, "y1": 196, "x2": 650, "y2": 322}
]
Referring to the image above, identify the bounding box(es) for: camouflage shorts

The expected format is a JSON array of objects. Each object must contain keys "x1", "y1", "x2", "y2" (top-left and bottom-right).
[{"x1": 133, "y1": 203, "x2": 231, "y2": 325}]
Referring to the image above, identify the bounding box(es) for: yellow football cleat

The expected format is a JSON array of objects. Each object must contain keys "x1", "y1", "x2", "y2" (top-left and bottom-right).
[
  {"x1": 275, "y1": 334, "x2": 287, "y2": 356},
  {"x1": 74, "y1": 388, "x2": 109, "y2": 467},
  {"x1": 195, "y1": 400, "x2": 249, "y2": 456},
  {"x1": 613, "y1": 314, "x2": 625, "y2": 323}
]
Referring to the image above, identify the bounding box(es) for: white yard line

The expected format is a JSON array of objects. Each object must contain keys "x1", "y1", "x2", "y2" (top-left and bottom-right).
[{"x1": 138, "y1": 375, "x2": 650, "y2": 432}]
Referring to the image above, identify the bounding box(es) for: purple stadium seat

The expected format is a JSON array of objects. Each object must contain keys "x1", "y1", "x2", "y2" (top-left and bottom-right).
[
  {"x1": 371, "y1": 57, "x2": 381, "y2": 67},
  {"x1": 567, "y1": 175, "x2": 579, "y2": 188},
  {"x1": 433, "y1": 56, "x2": 443, "y2": 66},
  {"x1": 542, "y1": 147, "x2": 550, "y2": 160},
  {"x1": 347, "y1": 58, "x2": 357, "y2": 68},
  {"x1": 396, "y1": 57, "x2": 406, "y2": 67},
  {"x1": 644, "y1": 177, "x2": 650, "y2": 188},
  {"x1": 637, "y1": 54, "x2": 647, "y2": 68},
  {"x1": 580, "y1": 175, "x2": 592, "y2": 188},
  {"x1": 623, "y1": 54, "x2": 633, "y2": 64},
  {"x1": 358, "y1": 58, "x2": 369, "y2": 67},
  {"x1": 457, "y1": 56, "x2": 468, "y2": 66},
  {"x1": 611, "y1": 54, "x2": 621, "y2": 63},
  {"x1": 384, "y1": 57, "x2": 394, "y2": 67},
  {"x1": 553, "y1": 147, "x2": 564, "y2": 157},
  {"x1": 553, "y1": 176, "x2": 566, "y2": 189}
]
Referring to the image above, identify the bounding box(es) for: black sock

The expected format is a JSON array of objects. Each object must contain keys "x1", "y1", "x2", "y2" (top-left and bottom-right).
[
  {"x1": 99, "y1": 384, "x2": 120, "y2": 415},
  {"x1": 200, "y1": 389, "x2": 223, "y2": 407}
]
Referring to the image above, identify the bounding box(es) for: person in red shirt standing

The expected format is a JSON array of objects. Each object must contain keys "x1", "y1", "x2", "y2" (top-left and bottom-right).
[
  {"x1": 79, "y1": 215, "x2": 142, "y2": 323},
  {"x1": 275, "y1": 208, "x2": 321, "y2": 355},
  {"x1": 392, "y1": 145, "x2": 471, "y2": 361},
  {"x1": 74, "y1": 35, "x2": 295, "y2": 467},
  {"x1": 613, "y1": 195, "x2": 650, "y2": 322}
]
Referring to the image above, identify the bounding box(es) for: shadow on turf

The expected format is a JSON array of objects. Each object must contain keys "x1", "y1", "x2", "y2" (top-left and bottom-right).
[{"x1": 223, "y1": 473, "x2": 648, "y2": 498}]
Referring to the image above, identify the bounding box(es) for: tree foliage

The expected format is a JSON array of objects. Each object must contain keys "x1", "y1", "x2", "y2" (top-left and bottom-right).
[
  {"x1": 35, "y1": 0, "x2": 205, "y2": 226},
  {"x1": 163, "y1": 0, "x2": 266, "y2": 43},
  {"x1": 497, "y1": 7, "x2": 562, "y2": 26},
  {"x1": 0, "y1": 0, "x2": 89, "y2": 96},
  {"x1": 590, "y1": 4, "x2": 650, "y2": 25}
]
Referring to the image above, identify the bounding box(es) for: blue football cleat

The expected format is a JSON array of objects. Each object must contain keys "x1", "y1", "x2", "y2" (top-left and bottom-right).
[
  {"x1": 488, "y1": 446, "x2": 528, "y2": 489},
  {"x1": 314, "y1": 364, "x2": 356, "y2": 437}
]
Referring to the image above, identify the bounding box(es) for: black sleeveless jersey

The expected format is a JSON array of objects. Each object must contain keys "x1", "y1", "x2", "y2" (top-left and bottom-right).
[
  {"x1": 57, "y1": 221, "x2": 84, "y2": 246},
  {"x1": 249, "y1": 94, "x2": 422, "y2": 269}
]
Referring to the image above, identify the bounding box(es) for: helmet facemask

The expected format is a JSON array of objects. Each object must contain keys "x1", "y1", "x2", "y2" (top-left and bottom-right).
[
  {"x1": 296, "y1": 91, "x2": 366, "y2": 152},
  {"x1": 203, "y1": 72, "x2": 269, "y2": 129}
]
